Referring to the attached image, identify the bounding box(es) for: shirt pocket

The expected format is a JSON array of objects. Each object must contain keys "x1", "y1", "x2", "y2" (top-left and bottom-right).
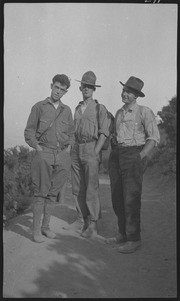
[
  {"x1": 134, "y1": 122, "x2": 144, "y2": 133},
  {"x1": 81, "y1": 117, "x2": 98, "y2": 139},
  {"x1": 58, "y1": 120, "x2": 69, "y2": 133},
  {"x1": 38, "y1": 119, "x2": 50, "y2": 134}
]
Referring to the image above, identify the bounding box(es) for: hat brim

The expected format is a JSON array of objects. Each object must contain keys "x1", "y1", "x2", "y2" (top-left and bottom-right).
[
  {"x1": 120, "y1": 81, "x2": 145, "y2": 97},
  {"x1": 76, "y1": 80, "x2": 101, "y2": 87}
]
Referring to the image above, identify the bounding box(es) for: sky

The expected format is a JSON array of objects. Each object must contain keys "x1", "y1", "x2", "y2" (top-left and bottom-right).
[{"x1": 4, "y1": 3, "x2": 177, "y2": 149}]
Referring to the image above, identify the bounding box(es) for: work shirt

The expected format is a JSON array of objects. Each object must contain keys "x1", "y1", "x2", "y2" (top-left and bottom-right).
[
  {"x1": 74, "y1": 99, "x2": 110, "y2": 142},
  {"x1": 115, "y1": 102, "x2": 160, "y2": 146},
  {"x1": 24, "y1": 97, "x2": 75, "y2": 149}
]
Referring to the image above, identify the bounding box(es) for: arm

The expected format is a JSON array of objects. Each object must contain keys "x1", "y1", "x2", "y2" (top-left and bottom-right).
[
  {"x1": 95, "y1": 104, "x2": 111, "y2": 154},
  {"x1": 140, "y1": 107, "x2": 160, "y2": 159},
  {"x1": 66, "y1": 108, "x2": 75, "y2": 152},
  {"x1": 24, "y1": 104, "x2": 41, "y2": 150},
  {"x1": 140, "y1": 139, "x2": 155, "y2": 159},
  {"x1": 94, "y1": 134, "x2": 107, "y2": 155}
]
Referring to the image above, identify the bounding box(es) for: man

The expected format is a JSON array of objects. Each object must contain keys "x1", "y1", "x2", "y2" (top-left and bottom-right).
[
  {"x1": 24, "y1": 74, "x2": 75, "y2": 242},
  {"x1": 106, "y1": 76, "x2": 160, "y2": 253},
  {"x1": 71, "y1": 71, "x2": 111, "y2": 238}
]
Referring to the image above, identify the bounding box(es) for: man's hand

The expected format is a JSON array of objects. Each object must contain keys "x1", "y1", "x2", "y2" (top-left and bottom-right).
[{"x1": 140, "y1": 140, "x2": 155, "y2": 160}]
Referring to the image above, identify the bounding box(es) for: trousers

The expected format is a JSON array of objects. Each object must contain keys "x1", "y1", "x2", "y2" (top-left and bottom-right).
[
  {"x1": 71, "y1": 141, "x2": 101, "y2": 221},
  {"x1": 31, "y1": 146, "x2": 71, "y2": 202},
  {"x1": 108, "y1": 145, "x2": 147, "y2": 241}
]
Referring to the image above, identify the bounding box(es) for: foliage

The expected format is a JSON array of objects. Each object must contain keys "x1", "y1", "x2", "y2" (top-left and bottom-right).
[
  {"x1": 157, "y1": 96, "x2": 176, "y2": 147},
  {"x1": 3, "y1": 146, "x2": 34, "y2": 222},
  {"x1": 151, "y1": 96, "x2": 177, "y2": 174}
]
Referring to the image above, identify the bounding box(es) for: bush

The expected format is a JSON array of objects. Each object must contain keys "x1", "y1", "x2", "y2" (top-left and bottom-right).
[
  {"x1": 3, "y1": 146, "x2": 34, "y2": 222},
  {"x1": 150, "y1": 96, "x2": 177, "y2": 174}
]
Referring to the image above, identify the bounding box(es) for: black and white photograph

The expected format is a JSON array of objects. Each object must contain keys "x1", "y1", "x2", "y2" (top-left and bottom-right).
[{"x1": 3, "y1": 2, "x2": 177, "y2": 298}]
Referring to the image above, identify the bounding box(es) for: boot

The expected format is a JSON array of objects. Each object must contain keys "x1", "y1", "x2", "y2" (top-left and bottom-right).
[
  {"x1": 33, "y1": 201, "x2": 45, "y2": 243},
  {"x1": 41, "y1": 202, "x2": 56, "y2": 239},
  {"x1": 81, "y1": 220, "x2": 97, "y2": 238},
  {"x1": 62, "y1": 216, "x2": 84, "y2": 231}
]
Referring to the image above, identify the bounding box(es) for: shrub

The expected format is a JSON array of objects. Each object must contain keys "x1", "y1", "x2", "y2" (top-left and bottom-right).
[{"x1": 3, "y1": 146, "x2": 34, "y2": 222}]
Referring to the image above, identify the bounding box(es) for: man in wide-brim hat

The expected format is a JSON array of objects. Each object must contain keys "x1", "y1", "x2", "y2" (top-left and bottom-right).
[
  {"x1": 106, "y1": 76, "x2": 160, "y2": 253},
  {"x1": 68, "y1": 71, "x2": 111, "y2": 238}
]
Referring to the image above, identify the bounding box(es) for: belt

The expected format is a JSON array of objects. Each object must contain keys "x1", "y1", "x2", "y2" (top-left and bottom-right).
[
  {"x1": 39, "y1": 144, "x2": 68, "y2": 151},
  {"x1": 76, "y1": 138, "x2": 96, "y2": 144},
  {"x1": 118, "y1": 144, "x2": 144, "y2": 149}
]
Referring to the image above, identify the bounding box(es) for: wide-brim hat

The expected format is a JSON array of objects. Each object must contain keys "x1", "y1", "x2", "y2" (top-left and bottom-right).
[
  {"x1": 76, "y1": 71, "x2": 101, "y2": 87},
  {"x1": 120, "y1": 76, "x2": 145, "y2": 97}
]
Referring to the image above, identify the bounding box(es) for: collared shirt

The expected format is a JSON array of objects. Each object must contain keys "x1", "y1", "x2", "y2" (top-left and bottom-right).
[
  {"x1": 115, "y1": 102, "x2": 160, "y2": 146},
  {"x1": 74, "y1": 99, "x2": 110, "y2": 142},
  {"x1": 24, "y1": 97, "x2": 75, "y2": 149}
]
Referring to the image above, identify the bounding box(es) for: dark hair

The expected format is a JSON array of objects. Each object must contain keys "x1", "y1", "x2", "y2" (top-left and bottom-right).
[{"x1": 52, "y1": 74, "x2": 71, "y2": 89}]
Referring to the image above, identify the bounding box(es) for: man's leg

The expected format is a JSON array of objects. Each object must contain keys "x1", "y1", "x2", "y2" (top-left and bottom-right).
[
  {"x1": 118, "y1": 147, "x2": 144, "y2": 253},
  {"x1": 105, "y1": 149, "x2": 127, "y2": 244},
  {"x1": 41, "y1": 198, "x2": 56, "y2": 238},
  {"x1": 80, "y1": 144, "x2": 101, "y2": 238},
  {"x1": 32, "y1": 197, "x2": 45, "y2": 243},
  {"x1": 71, "y1": 145, "x2": 90, "y2": 232},
  {"x1": 43, "y1": 149, "x2": 71, "y2": 237},
  {"x1": 31, "y1": 150, "x2": 54, "y2": 242}
]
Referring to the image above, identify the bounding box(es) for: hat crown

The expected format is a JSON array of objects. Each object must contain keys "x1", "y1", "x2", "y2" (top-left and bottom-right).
[
  {"x1": 81, "y1": 71, "x2": 97, "y2": 85},
  {"x1": 125, "y1": 76, "x2": 144, "y2": 92}
]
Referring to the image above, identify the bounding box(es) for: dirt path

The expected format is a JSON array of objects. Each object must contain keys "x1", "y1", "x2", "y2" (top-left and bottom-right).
[{"x1": 3, "y1": 167, "x2": 176, "y2": 298}]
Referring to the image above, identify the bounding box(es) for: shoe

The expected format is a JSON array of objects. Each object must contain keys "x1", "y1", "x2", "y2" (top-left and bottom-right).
[
  {"x1": 62, "y1": 218, "x2": 84, "y2": 231},
  {"x1": 41, "y1": 229, "x2": 56, "y2": 239},
  {"x1": 105, "y1": 233, "x2": 126, "y2": 245},
  {"x1": 81, "y1": 221, "x2": 97, "y2": 238},
  {"x1": 33, "y1": 233, "x2": 45, "y2": 243},
  {"x1": 118, "y1": 240, "x2": 141, "y2": 253}
]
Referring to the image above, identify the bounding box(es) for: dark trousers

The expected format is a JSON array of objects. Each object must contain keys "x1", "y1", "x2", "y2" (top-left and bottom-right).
[{"x1": 108, "y1": 145, "x2": 147, "y2": 241}]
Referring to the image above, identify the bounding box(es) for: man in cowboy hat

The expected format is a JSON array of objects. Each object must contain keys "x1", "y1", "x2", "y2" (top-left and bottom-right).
[
  {"x1": 106, "y1": 76, "x2": 160, "y2": 253},
  {"x1": 68, "y1": 71, "x2": 111, "y2": 238}
]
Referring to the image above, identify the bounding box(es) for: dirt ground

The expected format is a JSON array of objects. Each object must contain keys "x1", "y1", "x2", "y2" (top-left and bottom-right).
[{"x1": 3, "y1": 166, "x2": 176, "y2": 298}]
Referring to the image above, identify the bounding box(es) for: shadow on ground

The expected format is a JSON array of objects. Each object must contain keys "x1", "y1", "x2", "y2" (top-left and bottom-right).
[{"x1": 3, "y1": 170, "x2": 176, "y2": 298}]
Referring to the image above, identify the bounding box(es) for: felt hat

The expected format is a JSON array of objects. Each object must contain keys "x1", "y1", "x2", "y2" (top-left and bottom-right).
[
  {"x1": 76, "y1": 71, "x2": 101, "y2": 87},
  {"x1": 120, "y1": 76, "x2": 145, "y2": 97}
]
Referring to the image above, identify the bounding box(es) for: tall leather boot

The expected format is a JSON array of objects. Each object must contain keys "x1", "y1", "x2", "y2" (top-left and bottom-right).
[
  {"x1": 33, "y1": 200, "x2": 45, "y2": 243},
  {"x1": 41, "y1": 202, "x2": 56, "y2": 239}
]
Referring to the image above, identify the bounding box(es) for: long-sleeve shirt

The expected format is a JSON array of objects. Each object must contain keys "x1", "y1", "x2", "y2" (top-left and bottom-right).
[
  {"x1": 24, "y1": 97, "x2": 75, "y2": 149},
  {"x1": 74, "y1": 99, "x2": 111, "y2": 142},
  {"x1": 115, "y1": 102, "x2": 160, "y2": 146}
]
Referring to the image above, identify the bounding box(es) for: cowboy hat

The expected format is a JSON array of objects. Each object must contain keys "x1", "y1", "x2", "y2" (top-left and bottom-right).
[
  {"x1": 120, "y1": 76, "x2": 145, "y2": 97},
  {"x1": 76, "y1": 71, "x2": 101, "y2": 87}
]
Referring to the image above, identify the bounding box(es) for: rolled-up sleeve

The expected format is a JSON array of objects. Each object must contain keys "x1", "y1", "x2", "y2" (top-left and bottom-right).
[
  {"x1": 98, "y1": 105, "x2": 111, "y2": 137},
  {"x1": 24, "y1": 104, "x2": 40, "y2": 149},
  {"x1": 143, "y1": 107, "x2": 160, "y2": 146}
]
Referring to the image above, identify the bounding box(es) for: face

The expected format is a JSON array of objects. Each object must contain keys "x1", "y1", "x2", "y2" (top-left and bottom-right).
[
  {"x1": 80, "y1": 83, "x2": 95, "y2": 100},
  {"x1": 51, "y1": 81, "x2": 68, "y2": 102},
  {"x1": 121, "y1": 87, "x2": 137, "y2": 105}
]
